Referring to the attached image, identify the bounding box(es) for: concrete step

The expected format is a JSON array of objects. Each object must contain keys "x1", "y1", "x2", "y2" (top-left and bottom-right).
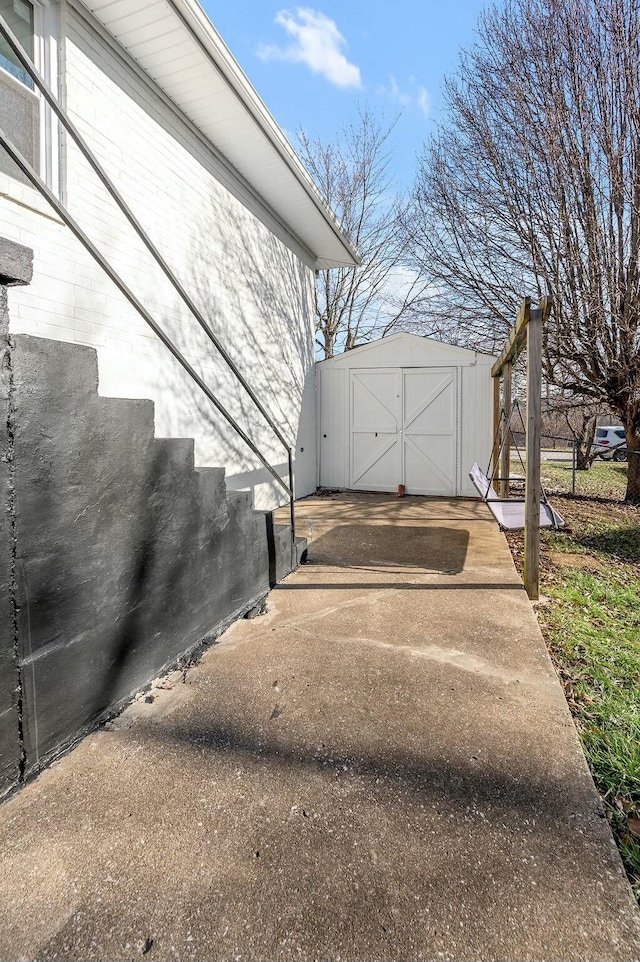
[
  {"x1": 100, "y1": 398, "x2": 155, "y2": 448},
  {"x1": 196, "y1": 467, "x2": 227, "y2": 518},
  {"x1": 152, "y1": 437, "x2": 195, "y2": 474},
  {"x1": 266, "y1": 520, "x2": 308, "y2": 584},
  {"x1": 226, "y1": 489, "x2": 253, "y2": 513},
  {"x1": 294, "y1": 535, "x2": 308, "y2": 566},
  {"x1": 12, "y1": 335, "x2": 99, "y2": 401}
]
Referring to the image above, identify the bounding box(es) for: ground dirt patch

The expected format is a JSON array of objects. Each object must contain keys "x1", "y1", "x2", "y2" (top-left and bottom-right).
[{"x1": 547, "y1": 550, "x2": 605, "y2": 570}]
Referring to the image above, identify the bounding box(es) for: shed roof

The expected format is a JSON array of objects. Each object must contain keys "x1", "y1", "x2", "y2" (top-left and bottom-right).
[
  {"x1": 78, "y1": 0, "x2": 360, "y2": 271},
  {"x1": 317, "y1": 333, "x2": 498, "y2": 367}
]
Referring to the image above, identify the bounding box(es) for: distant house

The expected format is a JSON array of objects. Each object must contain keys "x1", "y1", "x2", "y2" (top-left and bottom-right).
[{"x1": 0, "y1": 0, "x2": 358, "y2": 794}]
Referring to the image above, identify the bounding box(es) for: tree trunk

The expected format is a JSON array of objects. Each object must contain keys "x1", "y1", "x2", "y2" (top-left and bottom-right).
[
  {"x1": 575, "y1": 413, "x2": 597, "y2": 471},
  {"x1": 323, "y1": 329, "x2": 334, "y2": 359},
  {"x1": 624, "y1": 425, "x2": 640, "y2": 505}
]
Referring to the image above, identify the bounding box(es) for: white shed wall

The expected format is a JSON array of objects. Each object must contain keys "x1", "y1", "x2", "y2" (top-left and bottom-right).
[
  {"x1": 459, "y1": 360, "x2": 495, "y2": 497},
  {"x1": 1, "y1": 3, "x2": 317, "y2": 508},
  {"x1": 317, "y1": 335, "x2": 495, "y2": 497}
]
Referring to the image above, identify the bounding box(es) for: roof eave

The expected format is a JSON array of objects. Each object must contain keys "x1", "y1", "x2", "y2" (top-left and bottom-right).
[{"x1": 164, "y1": 0, "x2": 361, "y2": 269}]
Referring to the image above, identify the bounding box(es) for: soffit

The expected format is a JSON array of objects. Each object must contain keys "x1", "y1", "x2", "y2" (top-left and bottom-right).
[{"x1": 79, "y1": 0, "x2": 360, "y2": 269}]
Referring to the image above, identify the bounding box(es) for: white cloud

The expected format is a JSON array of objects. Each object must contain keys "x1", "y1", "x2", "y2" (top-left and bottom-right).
[
  {"x1": 417, "y1": 86, "x2": 430, "y2": 118},
  {"x1": 379, "y1": 75, "x2": 411, "y2": 107},
  {"x1": 379, "y1": 75, "x2": 431, "y2": 119},
  {"x1": 379, "y1": 266, "x2": 422, "y2": 306},
  {"x1": 257, "y1": 8, "x2": 361, "y2": 89}
]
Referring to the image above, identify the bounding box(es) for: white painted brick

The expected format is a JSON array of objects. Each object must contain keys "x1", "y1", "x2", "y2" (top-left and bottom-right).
[
  {"x1": 3, "y1": 6, "x2": 318, "y2": 507},
  {"x1": 37, "y1": 321, "x2": 77, "y2": 341}
]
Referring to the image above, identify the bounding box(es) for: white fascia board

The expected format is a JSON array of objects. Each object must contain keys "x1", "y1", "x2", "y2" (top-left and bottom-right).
[
  {"x1": 317, "y1": 333, "x2": 498, "y2": 366},
  {"x1": 78, "y1": 0, "x2": 361, "y2": 270}
]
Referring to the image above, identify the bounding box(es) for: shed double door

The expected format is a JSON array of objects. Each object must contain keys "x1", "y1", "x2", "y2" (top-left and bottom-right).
[{"x1": 350, "y1": 367, "x2": 457, "y2": 495}]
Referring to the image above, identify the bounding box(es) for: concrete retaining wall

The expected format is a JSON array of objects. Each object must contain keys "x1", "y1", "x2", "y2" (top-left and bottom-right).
[
  {"x1": 0, "y1": 289, "x2": 20, "y2": 795},
  {"x1": 0, "y1": 240, "x2": 33, "y2": 796},
  {"x1": 13, "y1": 333, "x2": 276, "y2": 778},
  {"x1": 0, "y1": 302, "x2": 300, "y2": 791}
]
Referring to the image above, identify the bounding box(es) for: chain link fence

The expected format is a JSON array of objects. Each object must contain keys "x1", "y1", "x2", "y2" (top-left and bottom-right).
[{"x1": 509, "y1": 434, "x2": 633, "y2": 500}]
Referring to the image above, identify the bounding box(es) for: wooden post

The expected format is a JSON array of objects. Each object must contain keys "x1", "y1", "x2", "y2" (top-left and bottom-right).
[
  {"x1": 491, "y1": 295, "x2": 551, "y2": 601},
  {"x1": 523, "y1": 307, "x2": 543, "y2": 600},
  {"x1": 500, "y1": 361, "x2": 512, "y2": 498},
  {"x1": 491, "y1": 299, "x2": 530, "y2": 485},
  {"x1": 491, "y1": 373, "x2": 501, "y2": 482}
]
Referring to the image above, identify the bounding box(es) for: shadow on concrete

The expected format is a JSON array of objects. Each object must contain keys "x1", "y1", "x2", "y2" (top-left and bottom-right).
[
  {"x1": 96, "y1": 438, "x2": 201, "y2": 716},
  {"x1": 136, "y1": 714, "x2": 596, "y2": 832},
  {"x1": 307, "y1": 525, "x2": 470, "y2": 573},
  {"x1": 15, "y1": 694, "x2": 630, "y2": 962}
]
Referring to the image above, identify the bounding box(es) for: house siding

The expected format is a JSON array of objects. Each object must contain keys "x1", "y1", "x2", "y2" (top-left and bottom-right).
[{"x1": 0, "y1": 2, "x2": 317, "y2": 508}]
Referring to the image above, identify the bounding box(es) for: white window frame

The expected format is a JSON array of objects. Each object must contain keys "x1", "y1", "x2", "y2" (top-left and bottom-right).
[{"x1": 0, "y1": 0, "x2": 60, "y2": 194}]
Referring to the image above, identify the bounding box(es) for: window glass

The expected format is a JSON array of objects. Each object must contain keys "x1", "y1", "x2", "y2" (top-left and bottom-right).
[
  {"x1": 0, "y1": 0, "x2": 35, "y2": 90},
  {"x1": 596, "y1": 429, "x2": 607, "y2": 438},
  {"x1": 615, "y1": 429, "x2": 625, "y2": 439}
]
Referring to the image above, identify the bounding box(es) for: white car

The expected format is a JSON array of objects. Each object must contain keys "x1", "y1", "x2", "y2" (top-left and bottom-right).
[{"x1": 593, "y1": 425, "x2": 627, "y2": 461}]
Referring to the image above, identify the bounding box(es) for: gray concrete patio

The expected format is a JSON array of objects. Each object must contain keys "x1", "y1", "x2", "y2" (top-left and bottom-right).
[{"x1": 0, "y1": 492, "x2": 639, "y2": 961}]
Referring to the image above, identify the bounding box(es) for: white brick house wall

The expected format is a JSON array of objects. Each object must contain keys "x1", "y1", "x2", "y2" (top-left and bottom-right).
[{"x1": 0, "y1": 1, "x2": 318, "y2": 508}]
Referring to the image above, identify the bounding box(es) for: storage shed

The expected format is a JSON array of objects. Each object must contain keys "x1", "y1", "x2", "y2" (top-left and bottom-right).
[{"x1": 317, "y1": 334, "x2": 497, "y2": 497}]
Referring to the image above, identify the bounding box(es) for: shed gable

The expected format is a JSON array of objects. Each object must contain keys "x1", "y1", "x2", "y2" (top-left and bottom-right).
[{"x1": 319, "y1": 334, "x2": 494, "y2": 370}]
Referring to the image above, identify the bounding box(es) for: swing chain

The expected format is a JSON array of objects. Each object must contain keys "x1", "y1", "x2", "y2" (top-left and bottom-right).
[{"x1": 484, "y1": 398, "x2": 562, "y2": 530}]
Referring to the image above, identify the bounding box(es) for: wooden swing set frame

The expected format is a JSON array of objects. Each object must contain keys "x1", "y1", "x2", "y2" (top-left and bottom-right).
[{"x1": 490, "y1": 296, "x2": 553, "y2": 601}]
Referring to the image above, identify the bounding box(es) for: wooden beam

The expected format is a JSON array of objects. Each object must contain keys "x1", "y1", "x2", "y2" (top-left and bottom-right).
[
  {"x1": 500, "y1": 361, "x2": 512, "y2": 498},
  {"x1": 538, "y1": 293, "x2": 553, "y2": 324},
  {"x1": 491, "y1": 374, "x2": 501, "y2": 482},
  {"x1": 523, "y1": 306, "x2": 543, "y2": 600},
  {"x1": 491, "y1": 297, "x2": 531, "y2": 378}
]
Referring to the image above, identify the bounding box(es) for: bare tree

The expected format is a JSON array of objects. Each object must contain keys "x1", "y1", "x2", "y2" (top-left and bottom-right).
[
  {"x1": 408, "y1": 0, "x2": 640, "y2": 502},
  {"x1": 298, "y1": 108, "x2": 431, "y2": 358},
  {"x1": 543, "y1": 392, "x2": 612, "y2": 469}
]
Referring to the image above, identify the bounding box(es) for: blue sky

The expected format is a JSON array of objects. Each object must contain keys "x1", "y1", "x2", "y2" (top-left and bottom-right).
[{"x1": 201, "y1": 1, "x2": 489, "y2": 191}]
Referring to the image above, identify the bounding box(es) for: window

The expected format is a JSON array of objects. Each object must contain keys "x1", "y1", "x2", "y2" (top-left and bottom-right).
[
  {"x1": 0, "y1": 0, "x2": 59, "y2": 192},
  {"x1": 0, "y1": 0, "x2": 35, "y2": 88}
]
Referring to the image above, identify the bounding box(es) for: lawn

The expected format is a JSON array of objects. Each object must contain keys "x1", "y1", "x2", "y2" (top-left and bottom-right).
[
  {"x1": 540, "y1": 455, "x2": 629, "y2": 500},
  {"x1": 505, "y1": 459, "x2": 640, "y2": 902}
]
